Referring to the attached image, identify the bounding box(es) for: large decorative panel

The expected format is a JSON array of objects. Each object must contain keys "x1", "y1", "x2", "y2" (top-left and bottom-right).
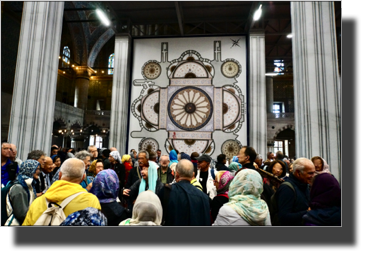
[{"x1": 129, "y1": 37, "x2": 247, "y2": 158}]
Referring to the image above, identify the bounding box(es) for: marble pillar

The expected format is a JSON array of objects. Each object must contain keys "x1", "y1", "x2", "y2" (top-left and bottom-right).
[
  {"x1": 74, "y1": 66, "x2": 95, "y2": 110},
  {"x1": 248, "y1": 32, "x2": 267, "y2": 159},
  {"x1": 291, "y1": 2, "x2": 341, "y2": 180},
  {"x1": 8, "y1": 2, "x2": 64, "y2": 160},
  {"x1": 266, "y1": 76, "x2": 274, "y2": 114},
  {"x1": 109, "y1": 34, "x2": 132, "y2": 154}
]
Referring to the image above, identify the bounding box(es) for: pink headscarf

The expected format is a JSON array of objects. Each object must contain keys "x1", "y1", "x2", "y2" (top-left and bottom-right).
[
  {"x1": 216, "y1": 171, "x2": 234, "y2": 195},
  {"x1": 311, "y1": 156, "x2": 330, "y2": 176}
]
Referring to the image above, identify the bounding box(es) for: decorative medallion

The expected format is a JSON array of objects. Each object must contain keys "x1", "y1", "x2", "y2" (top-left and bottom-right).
[
  {"x1": 221, "y1": 61, "x2": 239, "y2": 78},
  {"x1": 168, "y1": 86, "x2": 213, "y2": 131},
  {"x1": 139, "y1": 138, "x2": 159, "y2": 153},
  {"x1": 142, "y1": 91, "x2": 159, "y2": 125},
  {"x1": 223, "y1": 91, "x2": 240, "y2": 127},
  {"x1": 143, "y1": 61, "x2": 161, "y2": 79},
  {"x1": 174, "y1": 62, "x2": 208, "y2": 78},
  {"x1": 172, "y1": 140, "x2": 209, "y2": 156},
  {"x1": 221, "y1": 140, "x2": 242, "y2": 158}
]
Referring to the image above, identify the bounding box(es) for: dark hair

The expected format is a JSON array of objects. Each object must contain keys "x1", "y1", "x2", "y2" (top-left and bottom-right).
[
  {"x1": 242, "y1": 146, "x2": 257, "y2": 163},
  {"x1": 276, "y1": 151, "x2": 284, "y2": 160},
  {"x1": 51, "y1": 146, "x2": 58, "y2": 151},
  {"x1": 217, "y1": 154, "x2": 226, "y2": 163},
  {"x1": 53, "y1": 155, "x2": 61, "y2": 163},
  {"x1": 102, "y1": 149, "x2": 110, "y2": 158},
  {"x1": 267, "y1": 160, "x2": 286, "y2": 178},
  {"x1": 95, "y1": 159, "x2": 103, "y2": 164},
  {"x1": 27, "y1": 150, "x2": 46, "y2": 160},
  {"x1": 149, "y1": 151, "x2": 157, "y2": 160},
  {"x1": 157, "y1": 149, "x2": 161, "y2": 152}
]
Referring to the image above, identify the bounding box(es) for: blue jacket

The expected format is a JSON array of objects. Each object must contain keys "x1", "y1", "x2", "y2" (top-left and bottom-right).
[
  {"x1": 303, "y1": 206, "x2": 341, "y2": 226},
  {"x1": 276, "y1": 174, "x2": 310, "y2": 226}
]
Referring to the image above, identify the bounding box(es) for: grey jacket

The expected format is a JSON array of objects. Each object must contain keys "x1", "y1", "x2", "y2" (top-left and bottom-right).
[{"x1": 213, "y1": 205, "x2": 271, "y2": 226}]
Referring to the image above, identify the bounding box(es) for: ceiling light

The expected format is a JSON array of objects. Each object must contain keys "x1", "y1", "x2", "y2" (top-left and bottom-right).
[
  {"x1": 287, "y1": 34, "x2": 293, "y2": 38},
  {"x1": 265, "y1": 73, "x2": 279, "y2": 76},
  {"x1": 96, "y1": 9, "x2": 110, "y2": 26},
  {"x1": 72, "y1": 64, "x2": 75, "y2": 67},
  {"x1": 253, "y1": 4, "x2": 262, "y2": 21}
]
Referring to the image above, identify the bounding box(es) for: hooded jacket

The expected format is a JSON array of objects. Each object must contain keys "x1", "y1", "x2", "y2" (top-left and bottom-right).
[{"x1": 22, "y1": 180, "x2": 101, "y2": 226}]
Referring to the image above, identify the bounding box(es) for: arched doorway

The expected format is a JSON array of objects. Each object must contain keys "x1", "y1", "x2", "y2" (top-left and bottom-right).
[{"x1": 274, "y1": 128, "x2": 295, "y2": 158}]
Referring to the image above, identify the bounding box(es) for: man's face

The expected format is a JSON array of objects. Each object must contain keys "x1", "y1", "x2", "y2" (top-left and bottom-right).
[
  {"x1": 43, "y1": 158, "x2": 54, "y2": 173},
  {"x1": 197, "y1": 160, "x2": 209, "y2": 171},
  {"x1": 1, "y1": 144, "x2": 11, "y2": 158},
  {"x1": 141, "y1": 166, "x2": 149, "y2": 180},
  {"x1": 157, "y1": 150, "x2": 161, "y2": 157},
  {"x1": 51, "y1": 149, "x2": 58, "y2": 156},
  {"x1": 255, "y1": 158, "x2": 262, "y2": 167},
  {"x1": 95, "y1": 162, "x2": 104, "y2": 174},
  {"x1": 9, "y1": 144, "x2": 17, "y2": 159},
  {"x1": 138, "y1": 153, "x2": 148, "y2": 167},
  {"x1": 268, "y1": 153, "x2": 275, "y2": 160},
  {"x1": 88, "y1": 147, "x2": 98, "y2": 158},
  {"x1": 83, "y1": 156, "x2": 91, "y2": 169},
  {"x1": 38, "y1": 155, "x2": 46, "y2": 168},
  {"x1": 295, "y1": 163, "x2": 315, "y2": 184},
  {"x1": 160, "y1": 156, "x2": 169, "y2": 168},
  {"x1": 237, "y1": 148, "x2": 249, "y2": 165}
]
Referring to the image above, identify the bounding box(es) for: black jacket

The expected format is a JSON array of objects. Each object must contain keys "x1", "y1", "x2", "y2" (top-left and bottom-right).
[
  {"x1": 215, "y1": 162, "x2": 229, "y2": 171},
  {"x1": 242, "y1": 162, "x2": 256, "y2": 170},
  {"x1": 100, "y1": 201, "x2": 130, "y2": 226},
  {"x1": 129, "y1": 178, "x2": 164, "y2": 204},
  {"x1": 157, "y1": 167, "x2": 174, "y2": 184},
  {"x1": 111, "y1": 163, "x2": 126, "y2": 188},
  {"x1": 126, "y1": 166, "x2": 143, "y2": 189}
]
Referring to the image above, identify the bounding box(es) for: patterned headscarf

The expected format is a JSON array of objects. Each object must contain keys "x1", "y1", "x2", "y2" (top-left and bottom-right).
[
  {"x1": 215, "y1": 171, "x2": 234, "y2": 195},
  {"x1": 121, "y1": 191, "x2": 163, "y2": 226},
  {"x1": 138, "y1": 161, "x2": 158, "y2": 194},
  {"x1": 122, "y1": 154, "x2": 131, "y2": 163},
  {"x1": 17, "y1": 159, "x2": 40, "y2": 201},
  {"x1": 60, "y1": 207, "x2": 107, "y2": 226},
  {"x1": 110, "y1": 151, "x2": 122, "y2": 163},
  {"x1": 90, "y1": 169, "x2": 119, "y2": 203},
  {"x1": 225, "y1": 169, "x2": 269, "y2": 226},
  {"x1": 311, "y1": 156, "x2": 331, "y2": 176}
]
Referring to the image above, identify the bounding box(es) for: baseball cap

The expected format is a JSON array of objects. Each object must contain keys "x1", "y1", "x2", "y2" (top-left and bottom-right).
[{"x1": 197, "y1": 154, "x2": 212, "y2": 162}]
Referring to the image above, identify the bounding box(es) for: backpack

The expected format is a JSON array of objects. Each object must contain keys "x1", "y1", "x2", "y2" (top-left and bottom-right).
[
  {"x1": 1, "y1": 181, "x2": 16, "y2": 226},
  {"x1": 33, "y1": 192, "x2": 85, "y2": 226},
  {"x1": 270, "y1": 181, "x2": 296, "y2": 226}
]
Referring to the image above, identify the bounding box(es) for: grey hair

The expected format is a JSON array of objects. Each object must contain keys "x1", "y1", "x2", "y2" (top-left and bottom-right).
[
  {"x1": 27, "y1": 150, "x2": 46, "y2": 160},
  {"x1": 60, "y1": 158, "x2": 85, "y2": 179},
  {"x1": 87, "y1": 145, "x2": 97, "y2": 151},
  {"x1": 176, "y1": 159, "x2": 194, "y2": 178},
  {"x1": 75, "y1": 150, "x2": 92, "y2": 161},
  {"x1": 292, "y1": 158, "x2": 313, "y2": 175},
  {"x1": 139, "y1": 150, "x2": 149, "y2": 159},
  {"x1": 256, "y1": 154, "x2": 262, "y2": 160}
]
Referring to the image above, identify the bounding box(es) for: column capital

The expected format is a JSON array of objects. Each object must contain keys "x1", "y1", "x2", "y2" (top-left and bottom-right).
[{"x1": 74, "y1": 66, "x2": 96, "y2": 78}]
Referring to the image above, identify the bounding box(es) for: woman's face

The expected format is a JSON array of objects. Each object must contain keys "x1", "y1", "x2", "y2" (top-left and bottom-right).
[
  {"x1": 313, "y1": 158, "x2": 323, "y2": 171},
  {"x1": 213, "y1": 177, "x2": 220, "y2": 190},
  {"x1": 33, "y1": 166, "x2": 41, "y2": 179},
  {"x1": 272, "y1": 162, "x2": 283, "y2": 177},
  {"x1": 95, "y1": 162, "x2": 104, "y2": 174},
  {"x1": 109, "y1": 155, "x2": 115, "y2": 164},
  {"x1": 141, "y1": 166, "x2": 149, "y2": 180},
  {"x1": 55, "y1": 158, "x2": 61, "y2": 168}
]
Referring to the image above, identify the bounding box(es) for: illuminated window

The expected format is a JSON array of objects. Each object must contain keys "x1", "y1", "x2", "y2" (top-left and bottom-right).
[
  {"x1": 89, "y1": 135, "x2": 103, "y2": 148},
  {"x1": 274, "y1": 141, "x2": 283, "y2": 154},
  {"x1": 108, "y1": 53, "x2": 114, "y2": 74},
  {"x1": 63, "y1": 46, "x2": 70, "y2": 64}
]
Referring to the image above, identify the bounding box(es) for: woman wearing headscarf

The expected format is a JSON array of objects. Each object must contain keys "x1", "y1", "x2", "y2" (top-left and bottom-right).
[
  {"x1": 127, "y1": 161, "x2": 163, "y2": 206},
  {"x1": 261, "y1": 160, "x2": 287, "y2": 209},
  {"x1": 228, "y1": 162, "x2": 240, "y2": 174},
  {"x1": 109, "y1": 151, "x2": 126, "y2": 199},
  {"x1": 4, "y1": 160, "x2": 40, "y2": 225},
  {"x1": 90, "y1": 169, "x2": 130, "y2": 226},
  {"x1": 60, "y1": 207, "x2": 107, "y2": 226},
  {"x1": 122, "y1": 154, "x2": 133, "y2": 185},
  {"x1": 311, "y1": 156, "x2": 331, "y2": 177},
  {"x1": 119, "y1": 191, "x2": 163, "y2": 226},
  {"x1": 302, "y1": 173, "x2": 341, "y2": 226},
  {"x1": 232, "y1": 156, "x2": 242, "y2": 169},
  {"x1": 168, "y1": 150, "x2": 178, "y2": 169},
  {"x1": 210, "y1": 171, "x2": 234, "y2": 223},
  {"x1": 213, "y1": 169, "x2": 271, "y2": 226}
]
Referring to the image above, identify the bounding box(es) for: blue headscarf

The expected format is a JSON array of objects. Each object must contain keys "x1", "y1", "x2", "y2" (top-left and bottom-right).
[
  {"x1": 17, "y1": 159, "x2": 40, "y2": 202},
  {"x1": 232, "y1": 156, "x2": 242, "y2": 169},
  {"x1": 60, "y1": 207, "x2": 107, "y2": 226},
  {"x1": 180, "y1": 152, "x2": 191, "y2": 161},
  {"x1": 91, "y1": 169, "x2": 119, "y2": 203},
  {"x1": 139, "y1": 161, "x2": 158, "y2": 194},
  {"x1": 168, "y1": 150, "x2": 178, "y2": 167}
]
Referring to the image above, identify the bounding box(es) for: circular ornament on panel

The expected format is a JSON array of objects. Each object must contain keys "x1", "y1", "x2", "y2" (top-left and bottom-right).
[
  {"x1": 142, "y1": 61, "x2": 161, "y2": 79},
  {"x1": 168, "y1": 86, "x2": 213, "y2": 131},
  {"x1": 139, "y1": 138, "x2": 159, "y2": 153},
  {"x1": 172, "y1": 140, "x2": 209, "y2": 156},
  {"x1": 221, "y1": 140, "x2": 242, "y2": 159},
  {"x1": 173, "y1": 62, "x2": 208, "y2": 78},
  {"x1": 221, "y1": 60, "x2": 240, "y2": 78},
  {"x1": 142, "y1": 91, "x2": 159, "y2": 125},
  {"x1": 223, "y1": 91, "x2": 240, "y2": 128}
]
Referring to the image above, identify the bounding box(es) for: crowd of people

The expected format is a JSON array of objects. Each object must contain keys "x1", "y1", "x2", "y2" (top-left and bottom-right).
[{"x1": 1, "y1": 142, "x2": 341, "y2": 226}]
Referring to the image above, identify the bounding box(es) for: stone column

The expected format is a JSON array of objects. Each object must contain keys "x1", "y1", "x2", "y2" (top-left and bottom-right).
[
  {"x1": 291, "y1": 2, "x2": 341, "y2": 180},
  {"x1": 109, "y1": 34, "x2": 132, "y2": 154},
  {"x1": 8, "y1": 2, "x2": 64, "y2": 160},
  {"x1": 74, "y1": 66, "x2": 95, "y2": 110},
  {"x1": 266, "y1": 76, "x2": 274, "y2": 113},
  {"x1": 248, "y1": 32, "x2": 267, "y2": 159}
]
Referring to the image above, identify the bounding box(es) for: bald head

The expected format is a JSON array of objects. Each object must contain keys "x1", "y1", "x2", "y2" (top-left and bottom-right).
[
  {"x1": 42, "y1": 157, "x2": 54, "y2": 174},
  {"x1": 59, "y1": 158, "x2": 86, "y2": 184},
  {"x1": 109, "y1": 147, "x2": 117, "y2": 152},
  {"x1": 175, "y1": 159, "x2": 194, "y2": 181}
]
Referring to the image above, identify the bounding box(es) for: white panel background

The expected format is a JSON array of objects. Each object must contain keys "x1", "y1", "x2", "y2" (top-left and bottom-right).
[{"x1": 128, "y1": 36, "x2": 247, "y2": 155}]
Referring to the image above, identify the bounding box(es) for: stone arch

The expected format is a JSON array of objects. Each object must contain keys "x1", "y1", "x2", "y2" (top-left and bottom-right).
[
  {"x1": 273, "y1": 125, "x2": 295, "y2": 140},
  {"x1": 87, "y1": 28, "x2": 116, "y2": 67}
]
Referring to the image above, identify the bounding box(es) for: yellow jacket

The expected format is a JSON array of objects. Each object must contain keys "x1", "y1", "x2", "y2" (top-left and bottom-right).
[
  {"x1": 22, "y1": 180, "x2": 101, "y2": 226},
  {"x1": 190, "y1": 178, "x2": 203, "y2": 191}
]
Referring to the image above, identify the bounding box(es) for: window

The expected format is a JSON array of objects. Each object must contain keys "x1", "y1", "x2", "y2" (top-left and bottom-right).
[
  {"x1": 274, "y1": 141, "x2": 283, "y2": 154},
  {"x1": 273, "y1": 102, "x2": 283, "y2": 114},
  {"x1": 63, "y1": 46, "x2": 70, "y2": 64},
  {"x1": 89, "y1": 135, "x2": 103, "y2": 148},
  {"x1": 108, "y1": 53, "x2": 114, "y2": 74}
]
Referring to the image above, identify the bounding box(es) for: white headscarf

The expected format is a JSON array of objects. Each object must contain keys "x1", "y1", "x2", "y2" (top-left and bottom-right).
[{"x1": 110, "y1": 151, "x2": 122, "y2": 163}]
